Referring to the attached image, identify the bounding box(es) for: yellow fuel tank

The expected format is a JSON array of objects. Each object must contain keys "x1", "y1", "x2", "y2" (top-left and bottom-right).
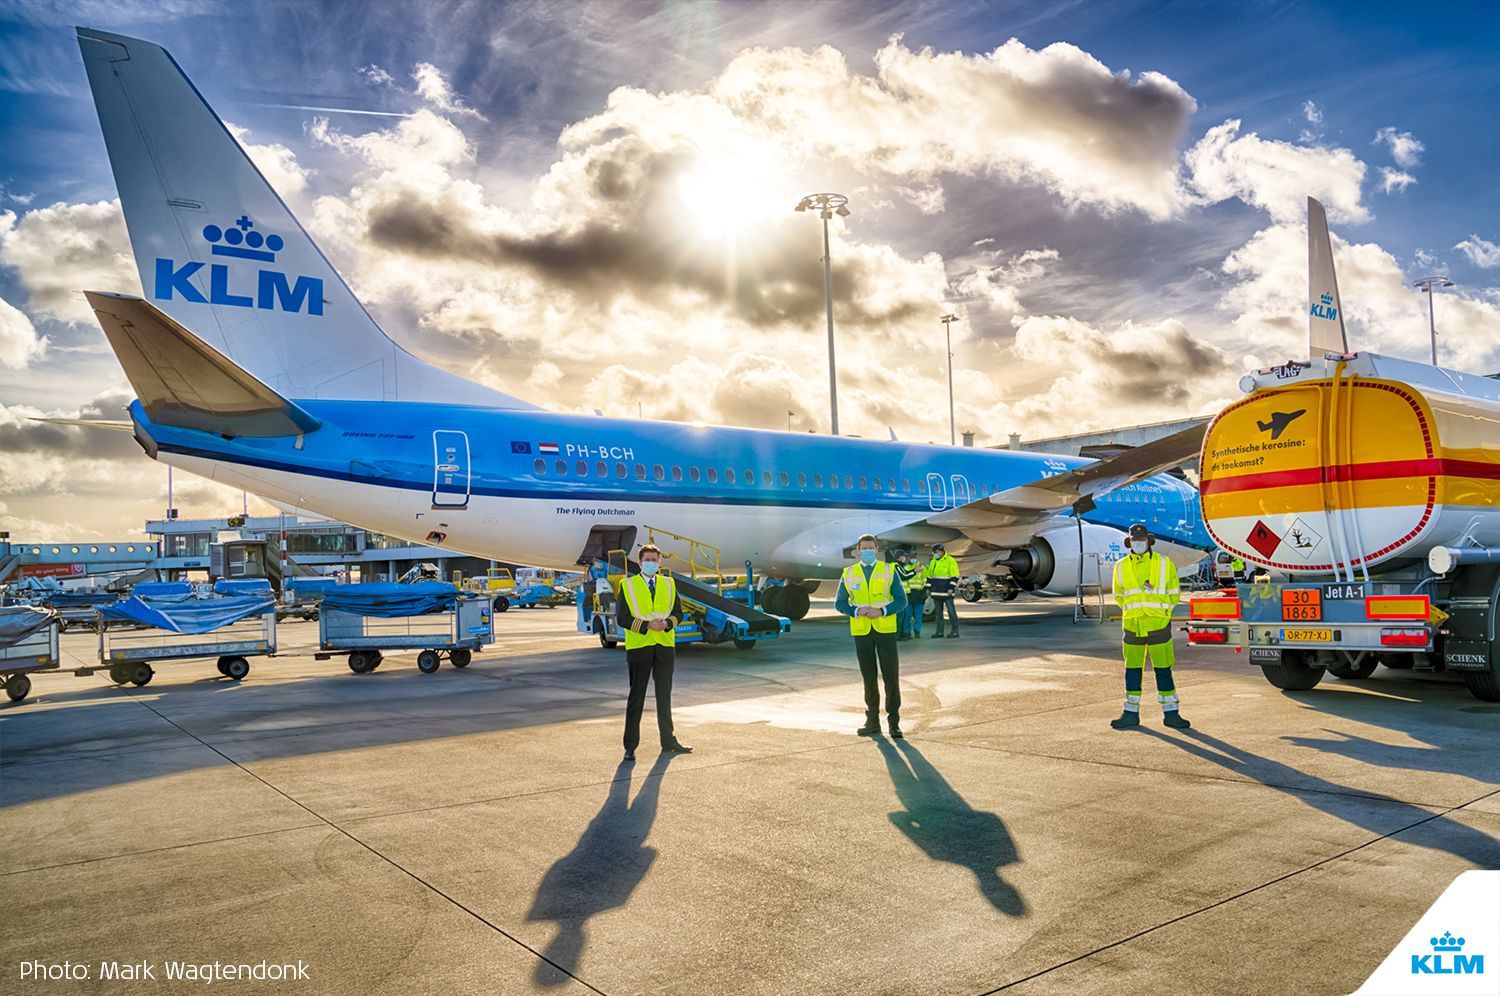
[{"x1": 1200, "y1": 357, "x2": 1500, "y2": 575}]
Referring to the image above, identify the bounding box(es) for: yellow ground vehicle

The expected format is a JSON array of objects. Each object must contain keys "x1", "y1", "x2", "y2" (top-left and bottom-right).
[{"x1": 465, "y1": 568, "x2": 516, "y2": 611}]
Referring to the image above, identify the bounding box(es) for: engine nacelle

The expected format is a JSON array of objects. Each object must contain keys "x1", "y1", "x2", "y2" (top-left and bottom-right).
[{"x1": 992, "y1": 524, "x2": 1126, "y2": 596}]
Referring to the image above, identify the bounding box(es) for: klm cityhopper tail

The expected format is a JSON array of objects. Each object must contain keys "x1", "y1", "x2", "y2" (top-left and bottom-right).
[
  {"x1": 77, "y1": 28, "x2": 1211, "y2": 602},
  {"x1": 76, "y1": 27, "x2": 532, "y2": 410}
]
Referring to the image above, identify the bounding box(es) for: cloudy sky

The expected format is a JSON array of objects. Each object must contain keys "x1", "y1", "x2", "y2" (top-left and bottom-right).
[{"x1": 2, "y1": 0, "x2": 1500, "y2": 539}]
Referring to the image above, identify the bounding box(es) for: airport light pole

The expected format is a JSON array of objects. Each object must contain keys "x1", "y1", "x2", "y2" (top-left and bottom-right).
[
  {"x1": 796, "y1": 193, "x2": 850, "y2": 435},
  {"x1": 1414, "y1": 275, "x2": 1454, "y2": 365},
  {"x1": 940, "y1": 314, "x2": 958, "y2": 445}
]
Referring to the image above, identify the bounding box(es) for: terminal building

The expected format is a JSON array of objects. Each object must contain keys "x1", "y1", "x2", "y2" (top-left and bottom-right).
[
  {"x1": 0, "y1": 514, "x2": 496, "y2": 587},
  {"x1": 999, "y1": 415, "x2": 1210, "y2": 478}
]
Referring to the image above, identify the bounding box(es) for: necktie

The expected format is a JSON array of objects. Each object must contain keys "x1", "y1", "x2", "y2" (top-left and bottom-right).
[{"x1": 648, "y1": 578, "x2": 656, "y2": 599}]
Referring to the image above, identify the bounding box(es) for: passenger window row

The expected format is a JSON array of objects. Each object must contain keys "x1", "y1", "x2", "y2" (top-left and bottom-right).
[{"x1": 529, "y1": 458, "x2": 999, "y2": 498}]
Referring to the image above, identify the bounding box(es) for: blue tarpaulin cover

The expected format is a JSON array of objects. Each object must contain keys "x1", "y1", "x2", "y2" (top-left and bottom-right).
[
  {"x1": 0, "y1": 605, "x2": 54, "y2": 649},
  {"x1": 213, "y1": 578, "x2": 273, "y2": 596},
  {"x1": 319, "y1": 582, "x2": 459, "y2": 618},
  {"x1": 102, "y1": 595, "x2": 273, "y2": 634},
  {"x1": 134, "y1": 581, "x2": 193, "y2": 597}
]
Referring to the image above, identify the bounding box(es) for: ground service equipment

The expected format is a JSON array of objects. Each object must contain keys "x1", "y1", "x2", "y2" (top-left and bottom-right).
[{"x1": 1187, "y1": 198, "x2": 1500, "y2": 701}]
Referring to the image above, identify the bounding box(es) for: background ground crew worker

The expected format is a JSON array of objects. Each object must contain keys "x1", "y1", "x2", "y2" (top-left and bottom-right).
[
  {"x1": 893, "y1": 549, "x2": 920, "y2": 641},
  {"x1": 1111, "y1": 523, "x2": 1189, "y2": 730},
  {"x1": 1231, "y1": 556, "x2": 1247, "y2": 582},
  {"x1": 901, "y1": 549, "x2": 928, "y2": 639},
  {"x1": 836, "y1": 534, "x2": 907, "y2": 738},
  {"x1": 926, "y1": 543, "x2": 961, "y2": 638},
  {"x1": 617, "y1": 544, "x2": 694, "y2": 760}
]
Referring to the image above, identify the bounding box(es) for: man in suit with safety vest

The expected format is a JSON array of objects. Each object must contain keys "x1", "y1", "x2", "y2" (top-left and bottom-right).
[
  {"x1": 616, "y1": 544, "x2": 694, "y2": 760},
  {"x1": 1111, "y1": 523, "x2": 1190, "y2": 730},
  {"x1": 836, "y1": 534, "x2": 908, "y2": 738}
]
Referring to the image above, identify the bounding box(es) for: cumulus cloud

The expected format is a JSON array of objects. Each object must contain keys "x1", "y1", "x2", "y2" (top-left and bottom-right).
[
  {"x1": 1377, "y1": 167, "x2": 1416, "y2": 194},
  {"x1": 1009, "y1": 314, "x2": 1235, "y2": 431},
  {"x1": 0, "y1": 200, "x2": 138, "y2": 323},
  {"x1": 413, "y1": 62, "x2": 483, "y2": 119},
  {"x1": 0, "y1": 294, "x2": 45, "y2": 368},
  {"x1": 1186, "y1": 120, "x2": 1368, "y2": 223},
  {"x1": 1373, "y1": 127, "x2": 1424, "y2": 168},
  {"x1": 226, "y1": 123, "x2": 312, "y2": 197},
  {"x1": 1455, "y1": 235, "x2": 1500, "y2": 269}
]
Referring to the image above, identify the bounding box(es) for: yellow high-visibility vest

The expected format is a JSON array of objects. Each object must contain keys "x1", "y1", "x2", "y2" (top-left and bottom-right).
[
  {"x1": 621, "y1": 573, "x2": 677, "y2": 650},
  {"x1": 1112, "y1": 552, "x2": 1180, "y2": 635},
  {"x1": 842, "y1": 561, "x2": 899, "y2": 636}
]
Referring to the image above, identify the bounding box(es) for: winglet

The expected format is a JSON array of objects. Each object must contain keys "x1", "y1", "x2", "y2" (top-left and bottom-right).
[
  {"x1": 85, "y1": 291, "x2": 322, "y2": 437},
  {"x1": 1308, "y1": 196, "x2": 1348, "y2": 357}
]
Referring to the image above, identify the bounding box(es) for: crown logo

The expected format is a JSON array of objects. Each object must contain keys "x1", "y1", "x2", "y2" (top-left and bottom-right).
[
  {"x1": 1431, "y1": 932, "x2": 1466, "y2": 952},
  {"x1": 202, "y1": 216, "x2": 285, "y2": 263},
  {"x1": 1320, "y1": 293, "x2": 1333, "y2": 305}
]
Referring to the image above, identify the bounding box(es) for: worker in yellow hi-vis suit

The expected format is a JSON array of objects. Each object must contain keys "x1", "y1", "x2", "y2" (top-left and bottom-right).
[{"x1": 1111, "y1": 523, "x2": 1190, "y2": 730}]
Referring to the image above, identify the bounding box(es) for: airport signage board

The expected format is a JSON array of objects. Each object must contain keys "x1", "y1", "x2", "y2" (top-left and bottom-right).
[{"x1": 18, "y1": 563, "x2": 86, "y2": 579}]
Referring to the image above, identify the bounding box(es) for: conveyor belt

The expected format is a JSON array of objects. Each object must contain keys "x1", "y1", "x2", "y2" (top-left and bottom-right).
[{"x1": 671, "y1": 572, "x2": 783, "y2": 635}]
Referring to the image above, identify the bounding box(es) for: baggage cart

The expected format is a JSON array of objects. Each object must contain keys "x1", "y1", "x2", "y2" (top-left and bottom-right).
[
  {"x1": 0, "y1": 606, "x2": 61, "y2": 702},
  {"x1": 90, "y1": 607, "x2": 277, "y2": 686},
  {"x1": 315, "y1": 594, "x2": 491, "y2": 674}
]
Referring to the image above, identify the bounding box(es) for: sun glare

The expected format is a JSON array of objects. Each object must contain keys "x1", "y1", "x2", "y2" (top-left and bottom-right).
[{"x1": 678, "y1": 151, "x2": 786, "y2": 237}]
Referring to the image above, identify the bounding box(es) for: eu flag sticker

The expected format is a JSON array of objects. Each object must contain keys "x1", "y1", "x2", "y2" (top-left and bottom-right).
[{"x1": 510, "y1": 441, "x2": 532, "y2": 454}]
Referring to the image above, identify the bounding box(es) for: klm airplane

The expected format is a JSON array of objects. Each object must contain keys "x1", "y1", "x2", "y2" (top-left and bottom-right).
[{"x1": 73, "y1": 28, "x2": 1210, "y2": 616}]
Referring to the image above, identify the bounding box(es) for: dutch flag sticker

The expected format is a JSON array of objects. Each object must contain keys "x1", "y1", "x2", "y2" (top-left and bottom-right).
[{"x1": 539, "y1": 442, "x2": 560, "y2": 454}]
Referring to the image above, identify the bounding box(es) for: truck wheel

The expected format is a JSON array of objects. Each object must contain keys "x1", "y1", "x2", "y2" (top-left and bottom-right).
[
  {"x1": 348, "y1": 651, "x2": 374, "y2": 674},
  {"x1": 594, "y1": 619, "x2": 617, "y2": 649},
  {"x1": 778, "y1": 585, "x2": 810, "y2": 621},
  {"x1": 961, "y1": 581, "x2": 984, "y2": 603},
  {"x1": 109, "y1": 664, "x2": 130, "y2": 684},
  {"x1": 5, "y1": 674, "x2": 31, "y2": 702},
  {"x1": 1376, "y1": 652, "x2": 1414, "y2": 670},
  {"x1": 733, "y1": 638, "x2": 756, "y2": 651},
  {"x1": 417, "y1": 650, "x2": 441, "y2": 674},
  {"x1": 1260, "y1": 651, "x2": 1322, "y2": 691},
  {"x1": 129, "y1": 663, "x2": 154, "y2": 687},
  {"x1": 1462, "y1": 670, "x2": 1500, "y2": 702},
  {"x1": 450, "y1": 649, "x2": 472, "y2": 668},
  {"x1": 222, "y1": 657, "x2": 251, "y2": 681},
  {"x1": 1000, "y1": 589, "x2": 1019, "y2": 602},
  {"x1": 492, "y1": 596, "x2": 510, "y2": 613},
  {"x1": 1328, "y1": 656, "x2": 1378, "y2": 680}
]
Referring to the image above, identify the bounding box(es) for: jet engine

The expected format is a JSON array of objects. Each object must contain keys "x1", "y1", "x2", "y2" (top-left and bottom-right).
[{"x1": 991, "y1": 523, "x2": 1126, "y2": 597}]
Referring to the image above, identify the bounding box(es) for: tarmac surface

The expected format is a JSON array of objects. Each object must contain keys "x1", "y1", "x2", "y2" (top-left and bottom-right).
[{"x1": 2, "y1": 599, "x2": 1498, "y2": 995}]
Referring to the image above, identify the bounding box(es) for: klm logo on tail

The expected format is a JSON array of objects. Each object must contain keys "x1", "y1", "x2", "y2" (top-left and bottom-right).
[
  {"x1": 153, "y1": 216, "x2": 323, "y2": 315},
  {"x1": 1310, "y1": 291, "x2": 1338, "y2": 322}
]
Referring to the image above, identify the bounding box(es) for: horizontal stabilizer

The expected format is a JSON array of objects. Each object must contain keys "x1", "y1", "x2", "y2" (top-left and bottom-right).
[{"x1": 85, "y1": 291, "x2": 322, "y2": 438}]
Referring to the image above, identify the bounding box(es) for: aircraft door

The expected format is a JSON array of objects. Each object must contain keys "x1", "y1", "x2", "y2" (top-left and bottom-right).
[
  {"x1": 432, "y1": 430, "x2": 471, "y2": 508},
  {"x1": 950, "y1": 474, "x2": 971, "y2": 507},
  {"x1": 926, "y1": 472, "x2": 947, "y2": 511}
]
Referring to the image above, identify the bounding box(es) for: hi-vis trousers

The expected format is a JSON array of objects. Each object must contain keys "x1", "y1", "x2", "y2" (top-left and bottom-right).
[{"x1": 1122, "y1": 624, "x2": 1179, "y2": 713}]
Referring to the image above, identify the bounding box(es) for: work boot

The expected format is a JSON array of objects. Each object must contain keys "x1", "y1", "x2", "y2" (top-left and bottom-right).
[
  {"x1": 947, "y1": 631, "x2": 960, "y2": 639},
  {"x1": 857, "y1": 718, "x2": 881, "y2": 737},
  {"x1": 1163, "y1": 710, "x2": 1192, "y2": 729},
  {"x1": 889, "y1": 722, "x2": 904, "y2": 740},
  {"x1": 931, "y1": 630, "x2": 945, "y2": 638},
  {"x1": 1110, "y1": 710, "x2": 1140, "y2": 730}
]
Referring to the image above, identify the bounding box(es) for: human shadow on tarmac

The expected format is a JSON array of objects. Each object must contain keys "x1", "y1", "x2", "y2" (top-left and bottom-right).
[
  {"x1": 877, "y1": 739, "x2": 1026, "y2": 916},
  {"x1": 526, "y1": 755, "x2": 671, "y2": 987},
  {"x1": 1145, "y1": 729, "x2": 1500, "y2": 867}
]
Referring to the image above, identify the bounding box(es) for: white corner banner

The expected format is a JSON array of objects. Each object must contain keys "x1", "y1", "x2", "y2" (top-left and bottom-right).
[{"x1": 1355, "y1": 870, "x2": 1499, "y2": 995}]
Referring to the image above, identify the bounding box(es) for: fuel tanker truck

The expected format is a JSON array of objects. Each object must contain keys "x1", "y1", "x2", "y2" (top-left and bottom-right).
[{"x1": 1184, "y1": 197, "x2": 1500, "y2": 701}]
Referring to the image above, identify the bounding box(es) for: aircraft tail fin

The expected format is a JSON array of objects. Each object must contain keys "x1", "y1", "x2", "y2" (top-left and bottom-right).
[
  {"x1": 76, "y1": 27, "x2": 534, "y2": 410},
  {"x1": 1307, "y1": 196, "x2": 1349, "y2": 357},
  {"x1": 86, "y1": 291, "x2": 322, "y2": 438}
]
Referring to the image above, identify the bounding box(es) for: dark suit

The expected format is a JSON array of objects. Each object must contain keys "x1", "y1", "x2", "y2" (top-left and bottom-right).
[{"x1": 616, "y1": 575, "x2": 684, "y2": 751}]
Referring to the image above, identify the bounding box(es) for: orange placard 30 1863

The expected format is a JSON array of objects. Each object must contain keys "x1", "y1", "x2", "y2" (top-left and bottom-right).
[{"x1": 1281, "y1": 588, "x2": 1322, "y2": 622}]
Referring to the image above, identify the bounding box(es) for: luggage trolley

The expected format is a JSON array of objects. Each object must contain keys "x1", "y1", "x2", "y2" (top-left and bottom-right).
[
  {"x1": 90, "y1": 580, "x2": 277, "y2": 686},
  {"x1": 315, "y1": 584, "x2": 492, "y2": 674},
  {"x1": 0, "y1": 606, "x2": 61, "y2": 702}
]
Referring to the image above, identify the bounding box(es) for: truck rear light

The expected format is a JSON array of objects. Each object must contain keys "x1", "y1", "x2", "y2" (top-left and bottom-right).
[
  {"x1": 1366, "y1": 595, "x2": 1430, "y2": 620},
  {"x1": 1188, "y1": 627, "x2": 1229, "y2": 644},
  {"x1": 1191, "y1": 597, "x2": 1241, "y2": 620},
  {"x1": 1379, "y1": 628, "x2": 1428, "y2": 647}
]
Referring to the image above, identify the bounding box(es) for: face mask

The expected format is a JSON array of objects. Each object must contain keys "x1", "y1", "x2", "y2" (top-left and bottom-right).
[
  {"x1": 933, "y1": 549, "x2": 944, "y2": 557},
  {"x1": 860, "y1": 549, "x2": 878, "y2": 566},
  {"x1": 1128, "y1": 540, "x2": 1148, "y2": 555},
  {"x1": 640, "y1": 560, "x2": 660, "y2": 576}
]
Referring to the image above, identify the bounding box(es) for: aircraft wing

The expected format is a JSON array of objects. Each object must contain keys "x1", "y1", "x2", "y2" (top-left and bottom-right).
[
  {"x1": 30, "y1": 418, "x2": 134, "y2": 431},
  {"x1": 923, "y1": 422, "x2": 1207, "y2": 532}
]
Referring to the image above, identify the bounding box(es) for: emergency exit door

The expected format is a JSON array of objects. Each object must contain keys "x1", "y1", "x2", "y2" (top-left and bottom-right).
[{"x1": 432, "y1": 430, "x2": 471, "y2": 508}]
